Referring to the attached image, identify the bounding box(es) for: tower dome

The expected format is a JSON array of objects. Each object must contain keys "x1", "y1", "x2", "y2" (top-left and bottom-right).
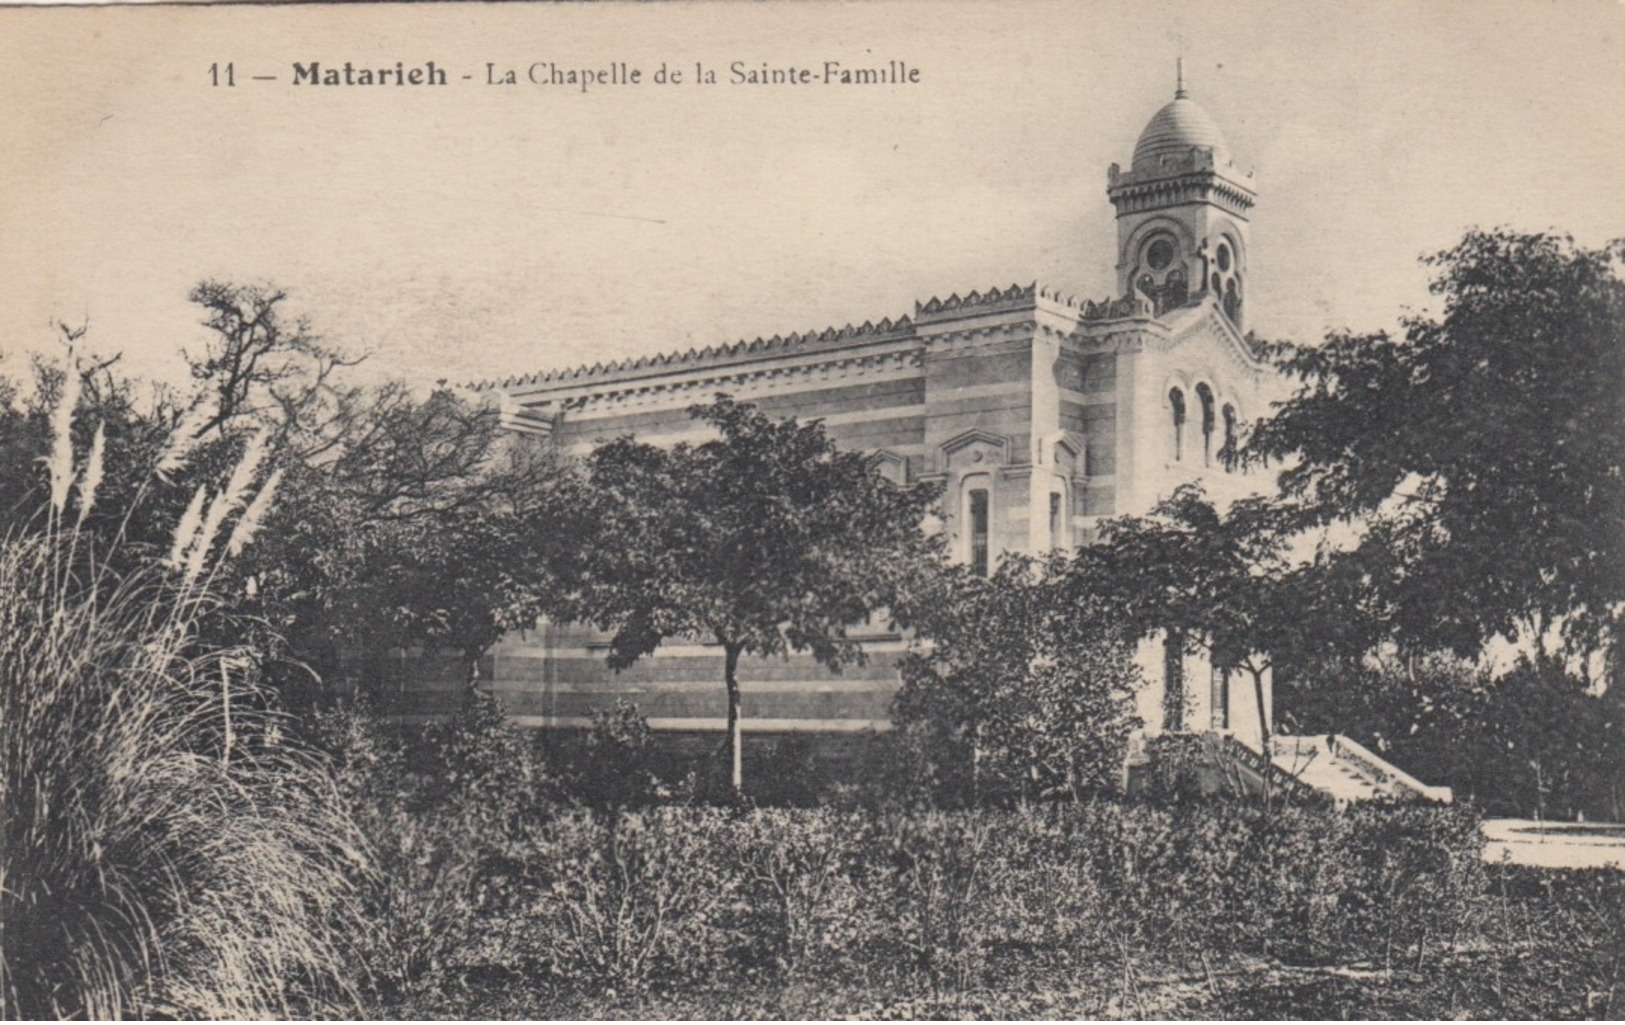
[
  {"x1": 1131, "y1": 93, "x2": 1231, "y2": 173},
  {"x1": 1108, "y1": 72, "x2": 1256, "y2": 330}
]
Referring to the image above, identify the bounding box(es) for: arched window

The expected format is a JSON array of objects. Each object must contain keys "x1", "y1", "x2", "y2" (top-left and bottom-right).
[
  {"x1": 1223, "y1": 279, "x2": 1242, "y2": 324},
  {"x1": 1168, "y1": 387, "x2": 1187, "y2": 462},
  {"x1": 1221, "y1": 404, "x2": 1238, "y2": 471},
  {"x1": 1195, "y1": 383, "x2": 1216, "y2": 465},
  {"x1": 1049, "y1": 491, "x2": 1065, "y2": 550}
]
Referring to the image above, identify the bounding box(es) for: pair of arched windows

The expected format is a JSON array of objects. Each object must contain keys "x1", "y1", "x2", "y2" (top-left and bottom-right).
[
  {"x1": 1168, "y1": 384, "x2": 1239, "y2": 469},
  {"x1": 1212, "y1": 241, "x2": 1244, "y2": 326}
]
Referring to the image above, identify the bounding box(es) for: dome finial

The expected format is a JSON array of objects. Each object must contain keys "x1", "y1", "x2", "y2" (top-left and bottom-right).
[{"x1": 1175, "y1": 56, "x2": 1186, "y2": 99}]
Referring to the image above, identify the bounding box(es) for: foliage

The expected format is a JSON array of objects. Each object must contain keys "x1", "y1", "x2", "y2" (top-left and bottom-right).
[
  {"x1": 0, "y1": 374, "x2": 367, "y2": 1018},
  {"x1": 357, "y1": 798, "x2": 1509, "y2": 1018},
  {"x1": 1246, "y1": 230, "x2": 1625, "y2": 662},
  {"x1": 895, "y1": 555, "x2": 1141, "y2": 806},
  {"x1": 1282, "y1": 653, "x2": 1625, "y2": 820},
  {"x1": 568, "y1": 699, "x2": 690, "y2": 809},
  {"x1": 518, "y1": 809, "x2": 739, "y2": 995},
  {"x1": 727, "y1": 808, "x2": 869, "y2": 978},
  {"x1": 866, "y1": 810, "x2": 1006, "y2": 992},
  {"x1": 1063, "y1": 484, "x2": 1362, "y2": 739},
  {"x1": 1477, "y1": 864, "x2": 1625, "y2": 1019},
  {"x1": 306, "y1": 692, "x2": 560, "y2": 1005},
  {"x1": 569, "y1": 395, "x2": 945, "y2": 792},
  {"x1": 237, "y1": 383, "x2": 580, "y2": 701},
  {"x1": 1, "y1": 285, "x2": 580, "y2": 709}
]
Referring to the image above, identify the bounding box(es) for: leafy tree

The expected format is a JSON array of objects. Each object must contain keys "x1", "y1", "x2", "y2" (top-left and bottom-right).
[
  {"x1": 1281, "y1": 653, "x2": 1625, "y2": 820},
  {"x1": 893, "y1": 555, "x2": 1142, "y2": 806},
  {"x1": 569, "y1": 396, "x2": 944, "y2": 795},
  {"x1": 1063, "y1": 484, "x2": 1354, "y2": 743},
  {"x1": 1, "y1": 285, "x2": 581, "y2": 709},
  {"x1": 236, "y1": 383, "x2": 580, "y2": 699},
  {"x1": 1246, "y1": 230, "x2": 1625, "y2": 664}
]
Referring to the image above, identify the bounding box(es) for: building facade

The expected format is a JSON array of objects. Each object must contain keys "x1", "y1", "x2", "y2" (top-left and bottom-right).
[{"x1": 427, "y1": 82, "x2": 1285, "y2": 751}]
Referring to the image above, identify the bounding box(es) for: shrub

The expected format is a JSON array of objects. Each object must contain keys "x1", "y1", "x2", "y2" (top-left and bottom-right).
[
  {"x1": 727, "y1": 808, "x2": 872, "y2": 978},
  {"x1": 864, "y1": 810, "x2": 1005, "y2": 993},
  {"x1": 1478, "y1": 864, "x2": 1625, "y2": 1018},
  {"x1": 417, "y1": 686, "x2": 557, "y2": 830},
  {"x1": 895, "y1": 558, "x2": 1141, "y2": 808},
  {"x1": 553, "y1": 699, "x2": 691, "y2": 810},
  {"x1": 306, "y1": 691, "x2": 564, "y2": 1005},
  {"x1": 519, "y1": 808, "x2": 738, "y2": 996}
]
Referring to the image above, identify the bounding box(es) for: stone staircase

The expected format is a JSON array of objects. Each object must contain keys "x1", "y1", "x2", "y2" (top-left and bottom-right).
[
  {"x1": 1124, "y1": 730, "x2": 1453, "y2": 805},
  {"x1": 1268, "y1": 734, "x2": 1452, "y2": 806}
]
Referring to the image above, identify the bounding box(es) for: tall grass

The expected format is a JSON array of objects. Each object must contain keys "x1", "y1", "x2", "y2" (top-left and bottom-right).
[{"x1": 0, "y1": 366, "x2": 371, "y2": 1018}]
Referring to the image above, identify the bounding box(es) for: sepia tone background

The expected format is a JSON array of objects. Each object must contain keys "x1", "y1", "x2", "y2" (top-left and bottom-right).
[{"x1": 1, "y1": 0, "x2": 1621, "y2": 392}]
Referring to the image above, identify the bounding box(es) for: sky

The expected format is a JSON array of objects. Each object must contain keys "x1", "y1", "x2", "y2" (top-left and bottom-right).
[{"x1": 2, "y1": 0, "x2": 1622, "y2": 392}]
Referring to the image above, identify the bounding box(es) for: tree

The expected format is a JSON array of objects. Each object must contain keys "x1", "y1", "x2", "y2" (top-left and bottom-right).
[
  {"x1": 236, "y1": 383, "x2": 581, "y2": 700},
  {"x1": 2, "y1": 285, "x2": 582, "y2": 712},
  {"x1": 1064, "y1": 485, "x2": 1362, "y2": 744},
  {"x1": 893, "y1": 555, "x2": 1142, "y2": 806},
  {"x1": 184, "y1": 280, "x2": 362, "y2": 455},
  {"x1": 1246, "y1": 230, "x2": 1625, "y2": 665},
  {"x1": 569, "y1": 396, "x2": 944, "y2": 795}
]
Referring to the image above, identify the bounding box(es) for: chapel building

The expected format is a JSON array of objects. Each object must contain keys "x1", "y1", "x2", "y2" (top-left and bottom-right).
[
  {"x1": 388, "y1": 80, "x2": 1451, "y2": 802},
  {"x1": 417, "y1": 79, "x2": 1275, "y2": 751}
]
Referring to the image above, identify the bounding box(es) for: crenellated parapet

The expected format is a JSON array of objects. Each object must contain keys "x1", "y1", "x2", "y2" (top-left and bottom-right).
[
  {"x1": 914, "y1": 282, "x2": 1036, "y2": 321},
  {"x1": 559, "y1": 346, "x2": 927, "y2": 420},
  {"x1": 484, "y1": 280, "x2": 1168, "y2": 409},
  {"x1": 479, "y1": 316, "x2": 917, "y2": 395}
]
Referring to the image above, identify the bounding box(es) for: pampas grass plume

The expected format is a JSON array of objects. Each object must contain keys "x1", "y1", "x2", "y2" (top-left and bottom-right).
[
  {"x1": 46, "y1": 363, "x2": 81, "y2": 517},
  {"x1": 184, "y1": 432, "x2": 270, "y2": 582},
  {"x1": 168, "y1": 485, "x2": 207, "y2": 571},
  {"x1": 226, "y1": 466, "x2": 282, "y2": 558},
  {"x1": 74, "y1": 421, "x2": 106, "y2": 527},
  {"x1": 154, "y1": 400, "x2": 216, "y2": 482}
]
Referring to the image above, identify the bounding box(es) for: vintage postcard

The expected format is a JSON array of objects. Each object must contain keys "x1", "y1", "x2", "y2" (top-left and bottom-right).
[{"x1": 2, "y1": 0, "x2": 1621, "y2": 1018}]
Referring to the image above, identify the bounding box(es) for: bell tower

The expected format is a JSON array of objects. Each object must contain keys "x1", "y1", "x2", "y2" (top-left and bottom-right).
[{"x1": 1107, "y1": 65, "x2": 1256, "y2": 329}]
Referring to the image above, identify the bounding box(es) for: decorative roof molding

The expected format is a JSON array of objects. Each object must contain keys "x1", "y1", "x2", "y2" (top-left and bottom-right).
[
  {"x1": 477, "y1": 280, "x2": 1163, "y2": 401},
  {"x1": 914, "y1": 282, "x2": 1036, "y2": 321},
  {"x1": 1155, "y1": 297, "x2": 1272, "y2": 377},
  {"x1": 560, "y1": 346, "x2": 926, "y2": 419},
  {"x1": 478, "y1": 315, "x2": 917, "y2": 393}
]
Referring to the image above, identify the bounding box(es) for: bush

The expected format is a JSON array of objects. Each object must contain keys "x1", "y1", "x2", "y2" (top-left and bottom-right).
[
  {"x1": 350, "y1": 784, "x2": 1516, "y2": 1018},
  {"x1": 518, "y1": 808, "x2": 738, "y2": 996},
  {"x1": 549, "y1": 699, "x2": 691, "y2": 810},
  {"x1": 727, "y1": 808, "x2": 871, "y2": 978},
  {"x1": 1477, "y1": 864, "x2": 1624, "y2": 1018},
  {"x1": 894, "y1": 559, "x2": 1142, "y2": 808},
  {"x1": 305, "y1": 690, "x2": 563, "y2": 1005}
]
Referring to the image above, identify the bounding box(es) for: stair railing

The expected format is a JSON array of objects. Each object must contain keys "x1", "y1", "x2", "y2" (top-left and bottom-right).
[
  {"x1": 1214, "y1": 732, "x2": 1322, "y2": 804},
  {"x1": 1324, "y1": 733, "x2": 1453, "y2": 804}
]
